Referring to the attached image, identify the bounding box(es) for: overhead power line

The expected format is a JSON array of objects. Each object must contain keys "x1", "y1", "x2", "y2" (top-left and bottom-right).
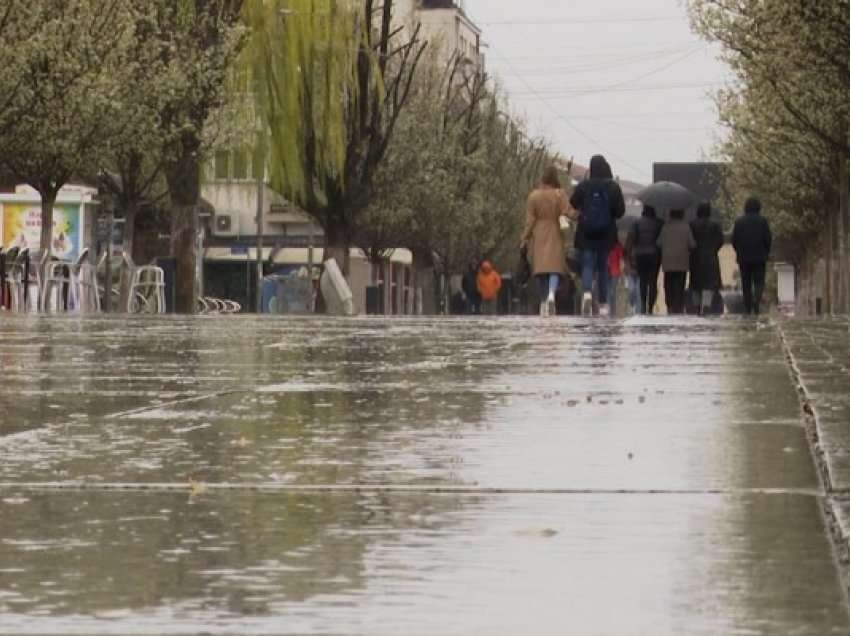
[
  {"x1": 489, "y1": 47, "x2": 704, "y2": 76},
  {"x1": 488, "y1": 44, "x2": 652, "y2": 179},
  {"x1": 479, "y1": 16, "x2": 683, "y2": 26}
]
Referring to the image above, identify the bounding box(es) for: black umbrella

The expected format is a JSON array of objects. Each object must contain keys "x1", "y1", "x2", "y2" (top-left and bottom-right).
[{"x1": 637, "y1": 181, "x2": 697, "y2": 211}]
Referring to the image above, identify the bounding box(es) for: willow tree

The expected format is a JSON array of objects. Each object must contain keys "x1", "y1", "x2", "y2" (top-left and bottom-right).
[{"x1": 242, "y1": 0, "x2": 426, "y2": 272}]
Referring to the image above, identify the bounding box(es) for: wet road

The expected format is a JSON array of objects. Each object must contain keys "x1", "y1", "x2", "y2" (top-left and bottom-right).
[{"x1": 0, "y1": 315, "x2": 847, "y2": 634}]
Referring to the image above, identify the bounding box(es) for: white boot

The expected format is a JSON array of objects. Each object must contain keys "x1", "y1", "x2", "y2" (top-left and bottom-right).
[
  {"x1": 598, "y1": 303, "x2": 610, "y2": 317},
  {"x1": 581, "y1": 292, "x2": 593, "y2": 316},
  {"x1": 539, "y1": 300, "x2": 549, "y2": 317},
  {"x1": 547, "y1": 292, "x2": 556, "y2": 317}
]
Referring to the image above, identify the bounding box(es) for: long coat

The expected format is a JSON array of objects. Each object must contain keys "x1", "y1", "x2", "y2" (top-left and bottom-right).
[
  {"x1": 522, "y1": 187, "x2": 572, "y2": 276},
  {"x1": 657, "y1": 218, "x2": 696, "y2": 273},
  {"x1": 689, "y1": 217, "x2": 724, "y2": 291}
]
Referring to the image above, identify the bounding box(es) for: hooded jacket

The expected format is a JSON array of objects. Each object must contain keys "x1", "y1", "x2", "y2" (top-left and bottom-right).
[
  {"x1": 476, "y1": 261, "x2": 502, "y2": 301},
  {"x1": 569, "y1": 155, "x2": 626, "y2": 250},
  {"x1": 732, "y1": 208, "x2": 772, "y2": 264}
]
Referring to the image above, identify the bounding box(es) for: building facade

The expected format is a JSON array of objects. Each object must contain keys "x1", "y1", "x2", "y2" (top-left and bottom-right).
[{"x1": 405, "y1": 0, "x2": 485, "y2": 72}]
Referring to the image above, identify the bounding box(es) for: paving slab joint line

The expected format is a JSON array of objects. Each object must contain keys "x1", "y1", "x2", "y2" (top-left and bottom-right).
[
  {"x1": 0, "y1": 482, "x2": 824, "y2": 497},
  {"x1": 777, "y1": 322, "x2": 850, "y2": 605}
]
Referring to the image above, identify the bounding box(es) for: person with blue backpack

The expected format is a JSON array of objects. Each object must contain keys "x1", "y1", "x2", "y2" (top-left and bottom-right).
[{"x1": 569, "y1": 155, "x2": 626, "y2": 316}]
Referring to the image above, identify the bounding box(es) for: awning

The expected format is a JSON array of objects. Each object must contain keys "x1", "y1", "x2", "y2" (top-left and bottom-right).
[{"x1": 204, "y1": 246, "x2": 413, "y2": 266}]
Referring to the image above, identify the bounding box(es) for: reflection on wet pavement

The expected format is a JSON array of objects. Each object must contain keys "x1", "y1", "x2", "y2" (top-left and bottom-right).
[{"x1": 0, "y1": 315, "x2": 848, "y2": 634}]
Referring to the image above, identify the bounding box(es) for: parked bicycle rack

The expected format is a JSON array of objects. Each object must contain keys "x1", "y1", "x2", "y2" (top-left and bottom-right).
[{"x1": 197, "y1": 296, "x2": 242, "y2": 315}]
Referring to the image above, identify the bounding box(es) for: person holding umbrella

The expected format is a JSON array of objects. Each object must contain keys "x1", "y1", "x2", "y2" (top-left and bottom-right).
[
  {"x1": 689, "y1": 201, "x2": 725, "y2": 315},
  {"x1": 625, "y1": 205, "x2": 664, "y2": 314},
  {"x1": 657, "y1": 209, "x2": 696, "y2": 314},
  {"x1": 569, "y1": 155, "x2": 625, "y2": 317}
]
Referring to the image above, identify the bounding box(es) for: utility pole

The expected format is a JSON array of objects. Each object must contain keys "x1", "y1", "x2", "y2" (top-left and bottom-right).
[{"x1": 255, "y1": 138, "x2": 265, "y2": 314}]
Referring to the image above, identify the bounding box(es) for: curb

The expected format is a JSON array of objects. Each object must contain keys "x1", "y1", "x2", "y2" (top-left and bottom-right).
[{"x1": 776, "y1": 322, "x2": 850, "y2": 595}]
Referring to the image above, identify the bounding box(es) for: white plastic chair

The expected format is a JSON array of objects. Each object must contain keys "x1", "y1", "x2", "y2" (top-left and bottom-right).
[{"x1": 127, "y1": 265, "x2": 166, "y2": 314}]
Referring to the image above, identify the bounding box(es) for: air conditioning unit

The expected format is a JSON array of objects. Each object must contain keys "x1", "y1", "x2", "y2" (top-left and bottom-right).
[{"x1": 213, "y1": 212, "x2": 239, "y2": 237}]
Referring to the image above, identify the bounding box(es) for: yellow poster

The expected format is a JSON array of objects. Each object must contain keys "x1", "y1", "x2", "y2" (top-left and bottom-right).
[{"x1": 2, "y1": 203, "x2": 81, "y2": 260}]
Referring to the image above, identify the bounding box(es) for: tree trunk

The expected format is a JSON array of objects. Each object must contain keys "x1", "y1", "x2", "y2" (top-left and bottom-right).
[
  {"x1": 169, "y1": 202, "x2": 199, "y2": 314},
  {"x1": 123, "y1": 202, "x2": 137, "y2": 260},
  {"x1": 322, "y1": 219, "x2": 351, "y2": 276},
  {"x1": 412, "y1": 248, "x2": 436, "y2": 315},
  {"x1": 116, "y1": 202, "x2": 138, "y2": 312},
  {"x1": 39, "y1": 189, "x2": 57, "y2": 259},
  {"x1": 839, "y1": 158, "x2": 849, "y2": 314},
  {"x1": 165, "y1": 134, "x2": 202, "y2": 314},
  {"x1": 825, "y1": 215, "x2": 833, "y2": 314}
]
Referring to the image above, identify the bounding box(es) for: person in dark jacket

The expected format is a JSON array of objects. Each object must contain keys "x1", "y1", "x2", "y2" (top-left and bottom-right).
[
  {"x1": 569, "y1": 155, "x2": 626, "y2": 316},
  {"x1": 625, "y1": 205, "x2": 663, "y2": 314},
  {"x1": 462, "y1": 259, "x2": 482, "y2": 314},
  {"x1": 689, "y1": 202, "x2": 725, "y2": 315},
  {"x1": 657, "y1": 208, "x2": 696, "y2": 315},
  {"x1": 732, "y1": 197, "x2": 772, "y2": 315}
]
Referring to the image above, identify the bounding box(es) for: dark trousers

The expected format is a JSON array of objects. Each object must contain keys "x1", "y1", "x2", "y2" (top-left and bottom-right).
[
  {"x1": 636, "y1": 254, "x2": 660, "y2": 314},
  {"x1": 664, "y1": 271, "x2": 687, "y2": 314},
  {"x1": 740, "y1": 261, "x2": 767, "y2": 315}
]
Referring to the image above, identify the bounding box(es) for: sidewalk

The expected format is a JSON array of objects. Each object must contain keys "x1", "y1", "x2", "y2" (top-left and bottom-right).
[
  {"x1": 0, "y1": 315, "x2": 848, "y2": 634},
  {"x1": 780, "y1": 318, "x2": 850, "y2": 566}
]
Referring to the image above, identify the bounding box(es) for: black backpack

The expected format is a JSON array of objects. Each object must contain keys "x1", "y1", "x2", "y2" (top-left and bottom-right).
[{"x1": 582, "y1": 182, "x2": 612, "y2": 239}]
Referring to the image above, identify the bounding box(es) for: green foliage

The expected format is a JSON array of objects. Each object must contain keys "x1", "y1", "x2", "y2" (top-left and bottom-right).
[
  {"x1": 688, "y1": 0, "x2": 850, "y2": 252},
  {"x1": 360, "y1": 56, "x2": 551, "y2": 273},
  {"x1": 242, "y1": 0, "x2": 427, "y2": 261},
  {"x1": 0, "y1": 1, "x2": 140, "y2": 196},
  {"x1": 240, "y1": 0, "x2": 361, "y2": 203}
]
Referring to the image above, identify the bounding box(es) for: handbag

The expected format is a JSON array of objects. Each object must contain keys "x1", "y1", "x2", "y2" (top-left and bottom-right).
[{"x1": 518, "y1": 245, "x2": 532, "y2": 286}]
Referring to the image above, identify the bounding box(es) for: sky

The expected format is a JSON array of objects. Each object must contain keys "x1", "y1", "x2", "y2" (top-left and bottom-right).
[{"x1": 464, "y1": 0, "x2": 731, "y2": 184}]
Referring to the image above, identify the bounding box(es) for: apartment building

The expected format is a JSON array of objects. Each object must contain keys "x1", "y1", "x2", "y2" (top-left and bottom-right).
[{"x1": 397, "y1": 0, "x2": 485, "y2": 72}]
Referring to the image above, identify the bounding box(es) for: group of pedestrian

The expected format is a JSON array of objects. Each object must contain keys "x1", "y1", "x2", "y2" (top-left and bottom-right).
[{"x1": 520, "y1": 155, "x2": 774, "y2": 317}]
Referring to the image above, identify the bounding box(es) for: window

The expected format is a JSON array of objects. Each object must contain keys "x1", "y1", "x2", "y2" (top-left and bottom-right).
[
  {"x1": 251, "y1": 144, "x2": 265, "y2": 181},
  {"x1": 214, "y1": 151, "x2": 230, "y2": 180},
  {"x1": 232, "y1": 148, "x2": 248, "y2": 180}
]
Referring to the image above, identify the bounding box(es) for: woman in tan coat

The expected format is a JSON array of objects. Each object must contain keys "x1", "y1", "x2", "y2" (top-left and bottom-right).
[{"x1": 521, "y1": 166, "x2": 577, "y2": 316}]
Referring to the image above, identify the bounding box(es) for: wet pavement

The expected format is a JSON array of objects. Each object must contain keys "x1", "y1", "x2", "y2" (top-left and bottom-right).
[
  {"x1": 0, "y1": 315, "x2": 848, "y2": 634},
  {"x1": 781, "y1": 318, "x2": 850, "y2": 569}
]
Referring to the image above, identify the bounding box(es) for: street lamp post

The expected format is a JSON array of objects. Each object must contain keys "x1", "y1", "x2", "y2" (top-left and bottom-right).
[{"x1": 255, "y1": 146, "x2": 265, "y2": 314}]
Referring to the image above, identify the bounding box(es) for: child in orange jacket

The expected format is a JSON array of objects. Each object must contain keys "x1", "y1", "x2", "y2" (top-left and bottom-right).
[{"x1": 477, "y1": 261, "x2": 502, "y2": 315}]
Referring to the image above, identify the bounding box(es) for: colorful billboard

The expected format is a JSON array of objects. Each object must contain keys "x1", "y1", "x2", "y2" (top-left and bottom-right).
[{"x1": 2, "y1": 203, "x2": 81, "y2": 260}]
